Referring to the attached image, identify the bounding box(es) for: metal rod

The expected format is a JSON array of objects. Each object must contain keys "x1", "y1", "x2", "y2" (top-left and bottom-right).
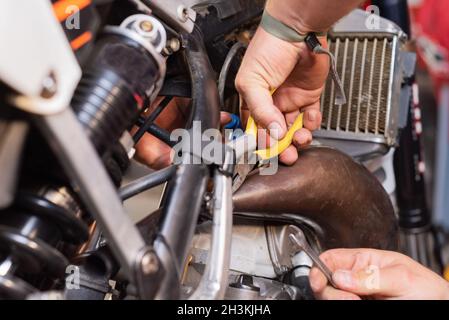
[
  {"x1": 366, "y1": 38, "x2": 378, "y2": 133},
  {"x1": 346, "y1": 38, "x2": 358, "y2": 131},
  {"x1": 327, "y1": 38, "x2": 339, "y2": 130},
  {"x1": 189, "y1": 170, "x2": 233, "y2": 300},
  {"x1": 119, "y1": 165, "x2": 177, "y2": 200},
  {"x1": 356, "y1": 39, "x2": 368, "y2": 132},
  {"x1": 375, "y1": 39, "x2": 388, "y2": 135},
  {"x1": 434, "y1": 86, "x2": 449, "y2": 229},
  {"x1": 336, "y1": 38, "x2": 349, "y2": 130}
]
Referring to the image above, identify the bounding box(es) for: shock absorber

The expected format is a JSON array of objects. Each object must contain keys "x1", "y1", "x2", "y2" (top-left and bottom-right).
[{"x1": 0, "y1": 14, "x2": 166, "y2": 299}]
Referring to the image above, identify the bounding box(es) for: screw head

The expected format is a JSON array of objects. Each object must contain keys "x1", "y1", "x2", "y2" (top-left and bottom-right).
[
  {"x1": 141, "y1": 252, "x2": 159, "y2": 275},
  {"x1": 139, "y1": 20, "x2": 154, "y2": 32},
  {"x1": 163, "y1": 38, "x2": 181, "y2": 55},
  {"x1": 169, "y1": 38, "x2": 181, "y2": 52},
  {"x1": 40, "y1": 73, "x2": 57, "y2": 99},
  {"x1": 177, "y1": 6, "x2": 189, "y2": 22}
]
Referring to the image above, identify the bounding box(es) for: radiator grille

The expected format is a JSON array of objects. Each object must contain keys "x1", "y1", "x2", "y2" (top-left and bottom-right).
[{"x1": 320, "y1": 36, "x2": 395, "y2": 138}]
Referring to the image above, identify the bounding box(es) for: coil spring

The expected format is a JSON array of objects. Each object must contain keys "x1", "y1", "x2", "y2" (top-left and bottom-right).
[
  {"x1": 0, "y1": 25, "x2": 161, "y2": 300},
  {"x1": 0, "y1": 186, "x2": 89, "y2": 299}
]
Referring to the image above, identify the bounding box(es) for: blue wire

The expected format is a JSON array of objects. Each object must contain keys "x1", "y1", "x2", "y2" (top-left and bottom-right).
[{"x1": 224, "y1": 114, "x2": 242, "y2": 130}]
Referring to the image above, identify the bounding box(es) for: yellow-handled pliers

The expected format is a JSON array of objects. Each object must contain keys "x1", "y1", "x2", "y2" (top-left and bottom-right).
[
  {"x1": 231, "y1": 112, "x2": 304, "y2": 192},
  {"x1": 244, "y1": 113, "x2": 304, "y2": 160}
]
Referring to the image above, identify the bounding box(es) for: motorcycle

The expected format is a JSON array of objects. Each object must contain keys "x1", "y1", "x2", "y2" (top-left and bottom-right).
[{"x1": 0, "y1": 0, "x2": 430, "y2": 299}]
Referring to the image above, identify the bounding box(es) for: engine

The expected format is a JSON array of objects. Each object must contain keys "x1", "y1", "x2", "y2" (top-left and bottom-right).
[{"x1": 0, "y1": 0, "x2": 427, "y2": 301}]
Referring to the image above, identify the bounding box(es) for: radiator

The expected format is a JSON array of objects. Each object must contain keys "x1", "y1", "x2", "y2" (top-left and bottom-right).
[{"x1": 314, "y1": 10, "x2": 410, "y2": 149}]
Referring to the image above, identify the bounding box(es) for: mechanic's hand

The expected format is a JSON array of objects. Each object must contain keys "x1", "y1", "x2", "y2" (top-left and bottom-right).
[
  {"x1": 310, "y1": 248, "x2": 449, "y2": 300},
  {"x1": 134, "y1": 97, "x2": 233, "y2": 169},
  {"x1": 235, "y1": 26, "x2": 329, "y2": 165}
]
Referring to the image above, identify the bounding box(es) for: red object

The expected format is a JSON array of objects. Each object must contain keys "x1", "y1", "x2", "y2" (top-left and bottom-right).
[
  {"x1": 411, "y1": 0, "x2": 449, "y2": 92},
  {"x1": 416, "y1": 0, "x2": 449, "y2": 53},
  {"x1": 361, "y1": 1, "x2": 372, "y2": 10}
]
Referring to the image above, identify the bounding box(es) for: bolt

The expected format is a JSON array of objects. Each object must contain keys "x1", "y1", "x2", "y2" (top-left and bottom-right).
[
  {"x1": 163, "y1": 38, "x2": 181, "y2": 56},
  {"x1": 240, "y1": 30, "x2": 251, "y2": 42},
  {"x1": 141, "y1": 252, "x2": 159, "y2": 275},
  {"x1": 169, "y1": 38, "x2": 181, "y2": 52},
  {"x1": 177, "y1": 5, "x2": 189, "y2": 22},
  {"x1": 40, "y1": 73, "x2": 57, "y2": 99},
  {"x1": 139, "y1": 20, "x2": 154, "y2": 32}
]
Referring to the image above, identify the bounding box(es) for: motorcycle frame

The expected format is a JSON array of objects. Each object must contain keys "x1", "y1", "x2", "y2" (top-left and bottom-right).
[{"x1": 2, "y1": 0, "x2": 434, "y2": 299}]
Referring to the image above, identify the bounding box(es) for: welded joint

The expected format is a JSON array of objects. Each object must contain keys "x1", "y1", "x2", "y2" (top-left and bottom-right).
[{"x1": 134, "y1": 247, "x2": 165, "y2": 299}]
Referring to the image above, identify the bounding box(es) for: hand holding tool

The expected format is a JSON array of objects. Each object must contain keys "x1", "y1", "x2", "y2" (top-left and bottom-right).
[
  {"x1": 231, "y1": 112, "x2": 304, "y2": 192},
  {"x1": 288, "y1": 225, "x2": 338, "y2": 288}
]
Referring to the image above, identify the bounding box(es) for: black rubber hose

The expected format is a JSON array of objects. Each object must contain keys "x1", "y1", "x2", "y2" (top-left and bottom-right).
[
  {"x1": 183, "y1": 27, "x2": 220, "y2": 130},
  {"x1": 218, "y1": 42, "x2": 246, "y2": 107},
  {"x1": 153, "y1": 27, "x2": 220, "y2": 299},
  {"x1": 290, "y1": 275, "x2": 315, "y2": 300}
]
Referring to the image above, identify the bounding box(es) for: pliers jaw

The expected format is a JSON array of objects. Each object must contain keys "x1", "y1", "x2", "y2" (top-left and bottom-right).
[{"x1": 228, "y1": 111, "x2": 304, "y2": 192}]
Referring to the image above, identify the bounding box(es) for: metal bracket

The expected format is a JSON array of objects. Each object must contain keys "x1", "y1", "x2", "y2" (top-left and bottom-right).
[
  {"x1": 188, "y1": 168, "x2": 233, "y2": 300},
  {"x1": 0, "y1": 0, "x2": 81, "y2": 115},
  {"x1": 134, "y1": 248, "x2": 165, "y2": 299},
  {"x1": 141, "y1": 0, "x2": 196, "y2": 33}
]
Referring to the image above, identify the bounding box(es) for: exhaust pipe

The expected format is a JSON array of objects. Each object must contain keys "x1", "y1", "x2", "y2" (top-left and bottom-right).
[{"x1": 233, "y1": 147, "x2": 398, "y2": 250}]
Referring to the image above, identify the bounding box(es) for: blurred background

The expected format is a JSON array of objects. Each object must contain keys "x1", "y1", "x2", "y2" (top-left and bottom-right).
[{"x1": 359, "y1": 0, "x2": 449, "y2": 276}]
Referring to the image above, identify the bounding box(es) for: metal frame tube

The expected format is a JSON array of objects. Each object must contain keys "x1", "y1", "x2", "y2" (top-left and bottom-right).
[
  {"x1": 154, "y1": 26, "x2": 221, "y2": 299},
  {"x1": 433, "y1": 86, "x2": 449, "y2": 229},
  {"x1": 189, "y1": 170, "x2": 233, "y2": 300},
  {"x1": 119, "y1": 165, "x2": 176, "y2": 200}
]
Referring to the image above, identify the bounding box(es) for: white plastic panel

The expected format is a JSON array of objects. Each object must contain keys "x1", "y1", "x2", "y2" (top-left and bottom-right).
[{"x1": 0, "y1": 0, "x2": 81, "y2": 114}]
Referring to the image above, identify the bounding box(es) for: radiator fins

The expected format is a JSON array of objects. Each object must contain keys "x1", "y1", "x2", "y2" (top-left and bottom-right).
[{"x1": 320, "y1": 36, "x2": 394, "y2": 138}]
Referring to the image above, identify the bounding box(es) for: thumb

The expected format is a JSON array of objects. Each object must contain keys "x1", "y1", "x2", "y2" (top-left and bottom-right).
[
  {"x1": 238, "y1": 85, "x2": 286, "y2": 140},
  {"x1": 333, "y1": 266, "x2": 409, "y2": 297}
]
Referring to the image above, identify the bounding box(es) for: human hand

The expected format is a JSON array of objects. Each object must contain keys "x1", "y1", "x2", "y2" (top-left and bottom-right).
[
  {"x1": 310, "y1": 248, "x2": 449, "y2": 300},
  {"x1": 235, "y1": 27, "x2": 328, "y2": 165},
  {"x1": 133, "y1": 97, "x2": 189, "y2": 169},
  {"x1": 134, "y1": 98, "x2": 233, "y2": 169}
]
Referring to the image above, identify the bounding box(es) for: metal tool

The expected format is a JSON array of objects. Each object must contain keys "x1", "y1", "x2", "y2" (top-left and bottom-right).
[
  {"x1": 288, "y1": 225, "x2": 337, "y2": 288},
  {"x1": 230, "y1": 113, "x2": 304, "y2": 193}
]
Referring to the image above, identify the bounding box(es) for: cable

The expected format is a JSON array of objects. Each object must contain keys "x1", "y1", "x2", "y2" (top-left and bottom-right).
[
  {"x1": 218, "y1": 42, "x2": 246, "y2": 108},
  {"x1": 119, "y1": 165, "x2": 177, "y2": 200},
  {"x1": 133, "y1": 96, "x2": 172, "y2": 143},
  {"x1": 135, "y1": 118, "x2": 176, "y2": 147},
  {"x1": 304, "y1": 33, "x2": 347, "y2": 105}
]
